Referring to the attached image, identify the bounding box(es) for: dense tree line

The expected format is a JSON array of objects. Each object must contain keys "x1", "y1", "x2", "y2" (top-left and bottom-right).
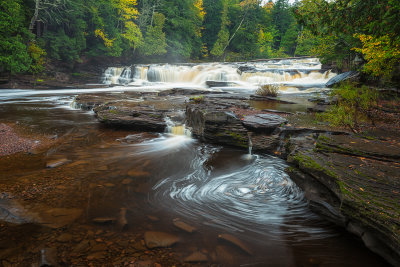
[
  {"x1": 295, "y1": 0, "x2": 400, "y2": 81},
  {"x1": 2, "y1": 0, "x2": 398, "y2": 81},
  {"x1": 1, "y1": 0, "x2": 305, "y2": 74}
]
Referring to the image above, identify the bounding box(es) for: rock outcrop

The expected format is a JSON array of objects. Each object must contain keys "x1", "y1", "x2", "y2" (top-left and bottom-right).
[{"x1": 284, "y1": 133, "x2": 400, "y2": 266}]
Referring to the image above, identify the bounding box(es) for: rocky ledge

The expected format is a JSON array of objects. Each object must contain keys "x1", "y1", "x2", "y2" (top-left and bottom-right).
[{"x1": 73, "y1": 89, "x2": 400, "y2": 265}]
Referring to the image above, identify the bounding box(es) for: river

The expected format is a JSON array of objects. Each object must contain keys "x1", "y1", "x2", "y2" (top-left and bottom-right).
[{"x1": 0, "y1": 58, "x2": 388, "y2": 266}]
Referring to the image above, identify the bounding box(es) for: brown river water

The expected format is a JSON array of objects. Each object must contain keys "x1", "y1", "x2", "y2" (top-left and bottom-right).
[{"x1": 0, "y1": 87, "x2": 389, "y2": 266}]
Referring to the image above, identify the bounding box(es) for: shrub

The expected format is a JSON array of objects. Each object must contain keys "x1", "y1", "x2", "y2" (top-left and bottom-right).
[
  {"x1": 317, "y1": 82, "x2": 378, "y2": 133},
  {"x1": 256, "y1": 84, "x2": 280, "y2": 97},
  {"x1": 190, "y1": 95, "x2": 204, "y2": 104}
]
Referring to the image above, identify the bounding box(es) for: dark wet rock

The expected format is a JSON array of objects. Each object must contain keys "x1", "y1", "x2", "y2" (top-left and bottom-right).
[
  {"x1": 158, "y1": 88, "x2": 223, "y2": 96},
  {"x1": 242, "y1": 114, "x2": 287, "y2": 133},
  {"x1": 92, "y1": 217, "x2": 117, "y2": 224},
  {"x1": 250, "y1": 134, "x2": 281, "y2": 152},
  {"x1": 39, "y1": 248, "x2": 58, "y2": 267},
  {"x1": 95, "y1": 106, "x2": 167, "y2": 132},
  {"x1": 238, "y1": 65, "x2": 257, "y2": 73},
  {"x1": 218, "y1": 234, "x2": 252, "y2": 255},
  {"x1": 184, "y1": 251, "x2": 208, "y2": 262},
  {"x1": 144, "y1": 231, "x2": 179, "y2": 249},
  {"x1": 173, "y1": 218, "x2": 196, "y2": 233},
  {"x1": 205, "y1": 81, "x2": 231, "y2": 87},
  {"x1": 285, "y1": 133, "x2": 400, "y2": 266},
  {"x1": 261, "y1": 109, "x2": 294, "y2": 115},
  {"x1": 46, "y1": 158, "x2": 70, "y2": 168},
  {"x1": 186, "y1": 104, "x2": 248, "y2": 148},
  {"x1": 249, "y1": 95, "x2": 296, "y2": 104},
  {"x1": 326, "y1": 71, "x2": 360, "y2": 87},
  {"x1": 307, "y1": 104, "x2": 328, "y2": 113}
]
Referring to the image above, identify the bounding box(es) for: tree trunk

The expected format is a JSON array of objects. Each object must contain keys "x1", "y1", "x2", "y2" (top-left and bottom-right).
[{"x1": 29, "y1": 0, "x2": 40, "y2": 33}]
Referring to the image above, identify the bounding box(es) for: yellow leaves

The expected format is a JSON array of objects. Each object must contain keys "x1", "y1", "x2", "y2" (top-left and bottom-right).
[
  {"x1": 194, "y1": 0, "x2": 206, "y2": 20},
  {"x1": 112, "y1": 0, "x2": 139, "y2": 20},
  {"x1": 95, "y1": 29, "x2": 114, "y2": 48},
  {"x1": 353, "y1": 33, "x2": 400, "y2": 79}
]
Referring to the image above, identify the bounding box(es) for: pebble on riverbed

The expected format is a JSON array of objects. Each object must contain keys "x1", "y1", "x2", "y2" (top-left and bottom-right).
[{"x1": 0, "y1": 123, "x2": 40, "y2": 156}]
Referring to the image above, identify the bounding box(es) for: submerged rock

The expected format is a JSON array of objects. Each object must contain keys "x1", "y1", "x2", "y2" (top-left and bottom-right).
[
  {"x1": 184, "y1": 251, "x2": 208, "y2": 262},
  {"x1": 144, "y1": 231, "x2": 180, "y2": 249},
  {"x1": 218, "y1": 234, "x2": 252, "y2": 255},
  {"x1": 172, "y1": 218, "x2": 196, "y2": 233},
  {"x1": 46, "y1": 158, "x2": 70, "y2": 168}
]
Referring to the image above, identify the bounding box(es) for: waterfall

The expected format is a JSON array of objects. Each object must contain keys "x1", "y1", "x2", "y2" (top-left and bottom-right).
[
  {"x1": 165, "y1": 117, "x2": 192, "y2": 137},
  {"x1": 101, "y1": 58, "x2": 337, "y2": 91}
]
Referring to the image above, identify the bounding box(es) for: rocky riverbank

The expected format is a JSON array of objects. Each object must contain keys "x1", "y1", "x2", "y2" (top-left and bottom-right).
[{"x1": 71, "y1": 88, "x2": 400, "y2": 266}]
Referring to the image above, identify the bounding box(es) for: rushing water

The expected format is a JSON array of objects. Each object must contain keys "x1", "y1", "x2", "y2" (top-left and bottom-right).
[
  {"x1": 102, "y1": 58, "x2": 336, "y2": 94},
  {"x1": 0, "y1": 59, "x2": 389, "y2": 266}
]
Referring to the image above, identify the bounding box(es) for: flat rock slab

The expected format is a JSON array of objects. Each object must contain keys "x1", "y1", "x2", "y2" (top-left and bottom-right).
[
  {"x1": 173, "y1": 218, "x2": 196, "y2": 233},
  {"x1": 184, "y1": 251, "x2": 208, "y2": 262},
  {"x1": 317, "y1": 134, "x2": 400, "y2": 160},
  {"x1": 144, "y1": 231, "x2": 179, "y2": 249},
  {"x1": 242, "y1": 114, "x2": 287, "y2": 132},
  {"x1": 0, "y1": 200, "x2": 82, "y2": 228}
]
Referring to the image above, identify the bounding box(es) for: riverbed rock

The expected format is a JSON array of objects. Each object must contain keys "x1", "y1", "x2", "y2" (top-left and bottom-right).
[
  {"x1": 95, "y1": 106, "x2": 167, "y2": 132},
  {"x1": 285, "y1": 133, "x2": 400, "y2": 266},
  {"x1": 144, "y1": 231, "x2": 180, "y2": 249},
  {"x1": 46, "y1": 158, "x2": 70, "y2": 168},
  {"x1": 186, "y1": 102, "x2": 248, "y2": 148},
  {"x1": 206, "y1": 81, "x2": 231, "y2": 87},
  {"x1": 242, "y1": 114, "x2": 287, "y2": 133},
  {"x1": 172, "y1": 218, "x2": 196, "y2": 233},
  {"x1": 218, "y1": 234, "x2": 252, "y2": 255},
  {"x1": 184, "y1": 251, "x2": 208, "y2": 262}
]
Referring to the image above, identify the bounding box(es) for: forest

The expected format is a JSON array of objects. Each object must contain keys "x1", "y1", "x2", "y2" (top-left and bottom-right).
[{"x1": 1, "y1": 0, "x2": 398, "y2": 83}]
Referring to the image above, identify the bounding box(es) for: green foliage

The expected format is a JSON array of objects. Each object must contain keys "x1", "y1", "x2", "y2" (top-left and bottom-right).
[
  {"x1": 295, "y1": 0, "x2": 400, "y2": 80},
  {"x1": 1, "y1": 0, "x2": 303, "y2": 74},
  {"x1": 317, "y1": 82, "x2": 378, "y2": 132},
  {"x1": 139, "y1": 13, "x2": 167, "y2": 56},
  {"x1": 0, "y1": 0, "x2": 31, "y2": 74},
  {"x1": 28, "y1": 41, "x2": 46, "y2": 74}
]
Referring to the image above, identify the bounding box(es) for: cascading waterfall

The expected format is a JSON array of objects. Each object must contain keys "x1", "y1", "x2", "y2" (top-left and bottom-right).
[
  {"x1": 165, "y1": 117, "x2": 192, "y2": 137},
  {"x1": 101, "y1": 58, "x2": 336, "y2": 90}
]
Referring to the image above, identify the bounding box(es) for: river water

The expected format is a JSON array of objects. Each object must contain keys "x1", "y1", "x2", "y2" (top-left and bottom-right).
[{"x1": 0, "y1": 59, "x2": 388, "y2": 266}]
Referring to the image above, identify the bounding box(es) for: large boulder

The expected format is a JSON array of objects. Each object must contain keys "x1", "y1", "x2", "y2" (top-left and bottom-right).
[
  {"x1": 186, "y1": 103, "x2": 249, "y2": 148},
  {"x1": 326, "y1": 71, "x2": 360, "y2": 87}
]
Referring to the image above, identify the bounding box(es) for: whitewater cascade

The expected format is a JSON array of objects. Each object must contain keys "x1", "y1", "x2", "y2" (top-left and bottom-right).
[{"x1": 102, "y1": 58, "x2": 336, "y2": 91}]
